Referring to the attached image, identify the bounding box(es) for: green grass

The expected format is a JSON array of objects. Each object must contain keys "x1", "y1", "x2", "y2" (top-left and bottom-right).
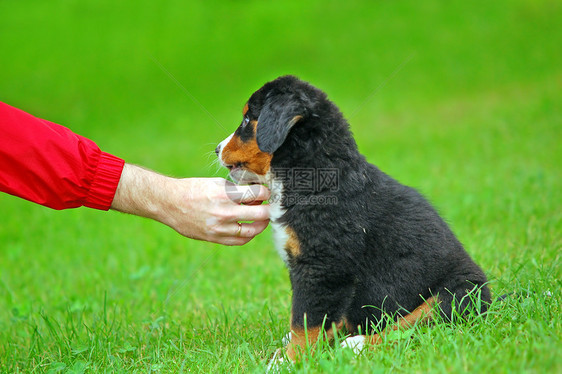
[{"x1": 0, "y1": 0, "x2": 560, "y2": 372}]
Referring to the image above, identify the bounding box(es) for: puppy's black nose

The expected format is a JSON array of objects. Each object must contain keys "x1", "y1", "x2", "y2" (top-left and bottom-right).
[{"x1": 215, "y1": 145, "x2": 220, "y2": 156}]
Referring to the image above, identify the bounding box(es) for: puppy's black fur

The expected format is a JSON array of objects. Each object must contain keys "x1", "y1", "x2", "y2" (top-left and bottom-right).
[{"x1": 219, "y1": 75, "x2": 491, "y2": 355}]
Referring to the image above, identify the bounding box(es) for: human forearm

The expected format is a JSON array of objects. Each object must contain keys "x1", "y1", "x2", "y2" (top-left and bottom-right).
[{"x1": 110, "y1": 163, "x2": 171, "y2": 222}]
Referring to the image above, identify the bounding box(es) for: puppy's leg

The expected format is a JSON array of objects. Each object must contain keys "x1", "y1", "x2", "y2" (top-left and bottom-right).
[
  {"x1": 286, "y1": 314, "x2": 346, "y2": 361},
  {"x1": 341, "y1": 296, "x2": 437, "y2": 353},
  {"x1": 285, "y1": 270, "x2": 354, "y2": 362},
  {"x1": 267, "y1": 309, "x2": 348, "y2": 370}
]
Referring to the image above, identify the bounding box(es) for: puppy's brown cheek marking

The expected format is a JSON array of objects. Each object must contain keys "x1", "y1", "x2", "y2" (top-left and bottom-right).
[
  {"x1": 221, "y1": 122, "x2": 272, "y2": 176},
  {"x1": 285, "y1": 227, "x2": 301, "y2": 258}
]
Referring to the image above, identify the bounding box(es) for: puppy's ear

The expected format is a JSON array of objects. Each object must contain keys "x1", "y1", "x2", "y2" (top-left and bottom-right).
[{"x1": 256, "y1": 95, "x2": 305, "y2": 153}]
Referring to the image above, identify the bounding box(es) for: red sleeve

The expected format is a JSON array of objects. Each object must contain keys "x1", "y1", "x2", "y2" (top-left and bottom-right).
[{"x1": 0, "y1": 101, "x2": 125, "y2": 210}]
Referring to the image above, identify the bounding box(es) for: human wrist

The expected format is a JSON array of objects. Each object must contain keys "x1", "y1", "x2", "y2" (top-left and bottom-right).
[{"x1": 110, "y1": 163, "x2": 172, "y2": 222}]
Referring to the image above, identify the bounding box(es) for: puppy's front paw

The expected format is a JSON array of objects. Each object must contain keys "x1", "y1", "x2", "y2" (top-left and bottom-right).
[
  {"x1": 266, "y1": 348, "x2": 291, "y2": 373},
  {"x1": 341, "y1": 335, "x2": 366, "y2": 355},
  {"x1": 282, "y1": 332, "x2": 291, "y2": 346}
]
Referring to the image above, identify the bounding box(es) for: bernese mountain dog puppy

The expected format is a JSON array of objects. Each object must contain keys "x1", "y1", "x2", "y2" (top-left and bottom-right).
[{"x1": 216, "y1": 75, "x2": 491, "y2": 362}]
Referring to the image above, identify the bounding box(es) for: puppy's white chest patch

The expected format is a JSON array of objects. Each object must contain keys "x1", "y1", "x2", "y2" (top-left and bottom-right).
[
  {"x1": 268, "y1": 175, "x2": 289, "y2": 265},
  {"x1": 271, "y1": 219, "x2": 289, "y2": 265}
]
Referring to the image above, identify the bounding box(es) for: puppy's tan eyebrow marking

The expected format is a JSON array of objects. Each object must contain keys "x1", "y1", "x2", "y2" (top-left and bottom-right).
[{"x1": 243, "y1": 103, "x2": 249, "y2": 116}]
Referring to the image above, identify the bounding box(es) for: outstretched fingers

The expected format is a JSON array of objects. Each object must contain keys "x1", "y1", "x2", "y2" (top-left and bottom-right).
[
  {"x1": 231, "y1": 204, "x2": 270, "y2": 222},
  {"x1": 210, "y1": 217, "x2": 270, "y2": 246}
]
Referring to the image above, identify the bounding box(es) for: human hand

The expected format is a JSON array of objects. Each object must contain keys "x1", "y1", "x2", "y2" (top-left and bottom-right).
[
  {"x1": 164, "y1": 177, "x2": 270, "y2": 245},
  {"x1": 111, "y1": 164, "x2": 270, "y2": 245}
]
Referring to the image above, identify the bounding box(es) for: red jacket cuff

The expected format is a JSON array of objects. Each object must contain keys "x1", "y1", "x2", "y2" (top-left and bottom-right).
[{"x1": 84, "y1": 152, "x2": 125, "y2": 210}]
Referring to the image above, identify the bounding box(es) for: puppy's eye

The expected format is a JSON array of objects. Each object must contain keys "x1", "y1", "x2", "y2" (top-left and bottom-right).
[{"x1": 242, "y1": 116, "x2": 250, "y2": 126}]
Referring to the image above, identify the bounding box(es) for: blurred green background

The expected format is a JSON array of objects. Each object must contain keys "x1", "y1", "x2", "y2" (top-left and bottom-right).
[{"x1": 1, "y1": 0, "x2": 561, "y2": 372}]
